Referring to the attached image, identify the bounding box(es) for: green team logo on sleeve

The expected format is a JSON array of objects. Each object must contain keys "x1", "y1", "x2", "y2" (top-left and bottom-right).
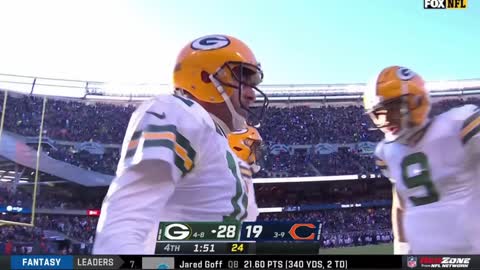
[{"x1": 400, "y1": 152, "x2": 440, "y2": 206}]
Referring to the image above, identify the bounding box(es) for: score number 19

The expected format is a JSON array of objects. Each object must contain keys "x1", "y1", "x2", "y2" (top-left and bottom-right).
[{"x1": 245, "y1": 225, "x2": 263, "y2": 239}]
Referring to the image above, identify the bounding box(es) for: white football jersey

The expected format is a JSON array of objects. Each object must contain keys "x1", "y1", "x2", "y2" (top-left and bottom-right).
[
  {"x1": 238, "y1": 160, "x2": 259, "y2": 221},
  {"x1": 94, "y1": 94, "x2": 250, "y2": 254},
  {"x1": 375, "y1": 104, "x2": 480, "y2": 254}
]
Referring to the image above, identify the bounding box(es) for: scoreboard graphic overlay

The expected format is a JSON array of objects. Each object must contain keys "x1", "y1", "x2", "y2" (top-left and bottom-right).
[
  {"x1": 155, "y1": 221, "x2": 322, "y2": 255},
  {"x1": 6, "y1": 222, "x2": 478, "y2": 269}
]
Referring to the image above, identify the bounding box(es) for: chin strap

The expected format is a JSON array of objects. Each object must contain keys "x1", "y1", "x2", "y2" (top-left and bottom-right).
[
  {"x1": 210, "y1": 113, "x2": 231, "y2": 135},
  {"x1": 210, "y1": 75, "x2": 247, "y2": 130}
]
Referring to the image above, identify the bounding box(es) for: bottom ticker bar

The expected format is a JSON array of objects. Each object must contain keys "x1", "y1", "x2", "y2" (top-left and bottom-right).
[
  {"x1": 139, "y1": 255, "x2": 402, "y2": 269},
  {"x1": 8, "y1": 254, "x2": 480, "y2": 269}
]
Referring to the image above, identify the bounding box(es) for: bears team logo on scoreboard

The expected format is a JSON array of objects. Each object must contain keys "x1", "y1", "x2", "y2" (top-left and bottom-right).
[{"x1": 424, "y1": 0, "x2": 467, "y2": 9}]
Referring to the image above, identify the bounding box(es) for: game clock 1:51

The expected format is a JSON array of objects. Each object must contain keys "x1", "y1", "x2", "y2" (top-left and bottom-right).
[{"x1": 193, "y1": 243, "x2": 215, "y2": 253}]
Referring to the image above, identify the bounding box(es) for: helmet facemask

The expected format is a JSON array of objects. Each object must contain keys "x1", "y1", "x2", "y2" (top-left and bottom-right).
[
  {"x1": 368, "y1": 93, "x2": 426, "y2": 143},
  {"x1": 210, "y1": 61, "x2": 269, "y2": 130},
  {"x1": 246, "y1": 139, "x2": 264, "y2": 174}
]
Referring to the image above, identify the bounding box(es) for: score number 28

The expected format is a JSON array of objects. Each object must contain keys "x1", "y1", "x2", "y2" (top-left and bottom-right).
[{"x1": 216, "y1": 225, "x2": 237, "y2": 238}]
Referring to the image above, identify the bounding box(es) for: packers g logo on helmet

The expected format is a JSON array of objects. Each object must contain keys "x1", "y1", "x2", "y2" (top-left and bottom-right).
[
  {"x1": 190, "y1": 35, "x2": 231, "y2": 51},
  {"x1": 396, "y1": 67, "x2": 416, "y2": 81}
]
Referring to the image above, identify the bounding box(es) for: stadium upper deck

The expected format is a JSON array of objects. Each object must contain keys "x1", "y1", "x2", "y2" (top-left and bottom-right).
[{"x1": 1, "y1": 73, "x2": 480, "y2": 104}]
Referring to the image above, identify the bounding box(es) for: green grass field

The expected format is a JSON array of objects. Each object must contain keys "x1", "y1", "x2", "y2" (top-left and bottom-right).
[{"x1": 319, "y1": 243, "x2": 393, "y2": 255}]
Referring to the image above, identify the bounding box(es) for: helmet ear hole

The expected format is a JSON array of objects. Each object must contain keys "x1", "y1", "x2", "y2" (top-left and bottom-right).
[
  {"x1": 416, "y1": 96, "x2": 423, "y2": 107},
  {"x1": 411, "y1": 95, "x2": 423, "y2": 109},
  {"x1": 201, "y1": 71, "x2": 211, "y2": 83},
  {"x1": 233, "y1": 146, "x2": 242, "y2": 151}
]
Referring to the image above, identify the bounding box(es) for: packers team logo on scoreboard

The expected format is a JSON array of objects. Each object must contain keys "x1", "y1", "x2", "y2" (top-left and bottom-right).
[
  {"x1": 161, "y1": 223, "x2": 192, "y2": 240},
  {"x1": 424, "y1": 0, "x2": 467, "y2": 9},
  {"x1": 158, "y1": 222, "x2": 240, "y2": 241}
]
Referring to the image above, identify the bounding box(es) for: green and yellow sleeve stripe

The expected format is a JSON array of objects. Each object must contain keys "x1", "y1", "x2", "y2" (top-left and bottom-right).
[
  {"x1": 126, "y1": 124, "x2": 196, "y2": 176},
  {"x1": 375, "y1": 157, "x2": 387, "y2": 170},
  {"x1": 239, "y1": 165, "x2": 253, "y2": 179},
  {"x1": 461, "y1": 109, "x2": 480, "y2": 145},
  {"x1": 375, "y1": 156, "x2": 391, "y2": 178}
]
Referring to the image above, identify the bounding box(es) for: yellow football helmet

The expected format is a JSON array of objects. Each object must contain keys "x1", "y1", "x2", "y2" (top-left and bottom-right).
[
  {"x1": 228, "y1": 126, "x2": 263, "y2": 172},
  {"x1": 363, "y1": 66, "x2": 431, "y2": 141},
  {"x1": 173, "y1": 34, "x2": 269, "y2": 127}
]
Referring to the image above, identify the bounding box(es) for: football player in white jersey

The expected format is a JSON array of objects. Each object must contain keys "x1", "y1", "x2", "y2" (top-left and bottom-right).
[
  {"x1": 228, "y1": 126, "x2": 264, "y2": 221},
  {"x1": 363, "y1": 66, "x2": 480, "y2": 255},
  {"x1": 93, "y1": 35, "x2": 269, "y2": 254}
]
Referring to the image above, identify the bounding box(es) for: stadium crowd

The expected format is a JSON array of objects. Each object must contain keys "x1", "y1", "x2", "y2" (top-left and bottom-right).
[
  {"x1": 0, "y1": 93, "x2": 135, "y2": 144},
  {"x1": 260, "y1": 105, "x2": 382, "y2": 145},
  {"x1": 0, "y1": 186, "x2": 104, "y2": 210},
  {"x1": 0, "y1": 91, "x2": 479, "y2": 254},
  {"x1": 2, "y1": 92, "x2": 478, "y2": 177},
  {"x1": 0, "y1": 213, "x2": 95, "y2": 255}
]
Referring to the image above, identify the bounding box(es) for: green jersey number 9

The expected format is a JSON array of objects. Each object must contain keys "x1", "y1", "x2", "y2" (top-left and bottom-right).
[{"x1": 400, "y1": 152, "x2": 440, "y2": 206}]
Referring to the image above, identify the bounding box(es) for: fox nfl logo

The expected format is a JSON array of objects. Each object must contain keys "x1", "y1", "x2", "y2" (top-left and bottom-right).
[{"x1": 424, "y1": 0, "x2": 467, "y2": 9}]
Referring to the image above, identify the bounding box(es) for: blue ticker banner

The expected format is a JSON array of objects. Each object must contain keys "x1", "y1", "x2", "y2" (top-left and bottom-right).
[
  {"x1": 0, "y1": 205, "x2": 31, "y2": 214},
  {"x1": 11, "y1": 255, "x2": 73, "y2": 270}
]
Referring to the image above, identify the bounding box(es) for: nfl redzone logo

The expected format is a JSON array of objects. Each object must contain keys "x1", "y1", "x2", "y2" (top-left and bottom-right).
[
  {"x1": 424, "y1": 0, "x2": 467, "y2": 9},
  {"x1": 419, "y1": 256, "x2": 471, "y2": 268}
]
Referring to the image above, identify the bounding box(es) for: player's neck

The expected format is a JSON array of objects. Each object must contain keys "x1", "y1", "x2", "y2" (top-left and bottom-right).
[
  {"x1": 210, "y1": 114, "x2": 231, "y2": 135},
  {"x1": 401, "y1": 119, "x2": 432, "y2": 146}
]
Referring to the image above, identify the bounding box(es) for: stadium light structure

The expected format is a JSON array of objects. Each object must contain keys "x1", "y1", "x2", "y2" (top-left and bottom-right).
[{"x1": 1, "y1": 73, "x2": 480, "y2": 101}]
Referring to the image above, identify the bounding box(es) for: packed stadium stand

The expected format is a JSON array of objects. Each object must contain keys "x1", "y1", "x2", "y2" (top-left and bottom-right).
[{"x1": 0, "y1": 74, "x2": 479, "y2": 254}]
